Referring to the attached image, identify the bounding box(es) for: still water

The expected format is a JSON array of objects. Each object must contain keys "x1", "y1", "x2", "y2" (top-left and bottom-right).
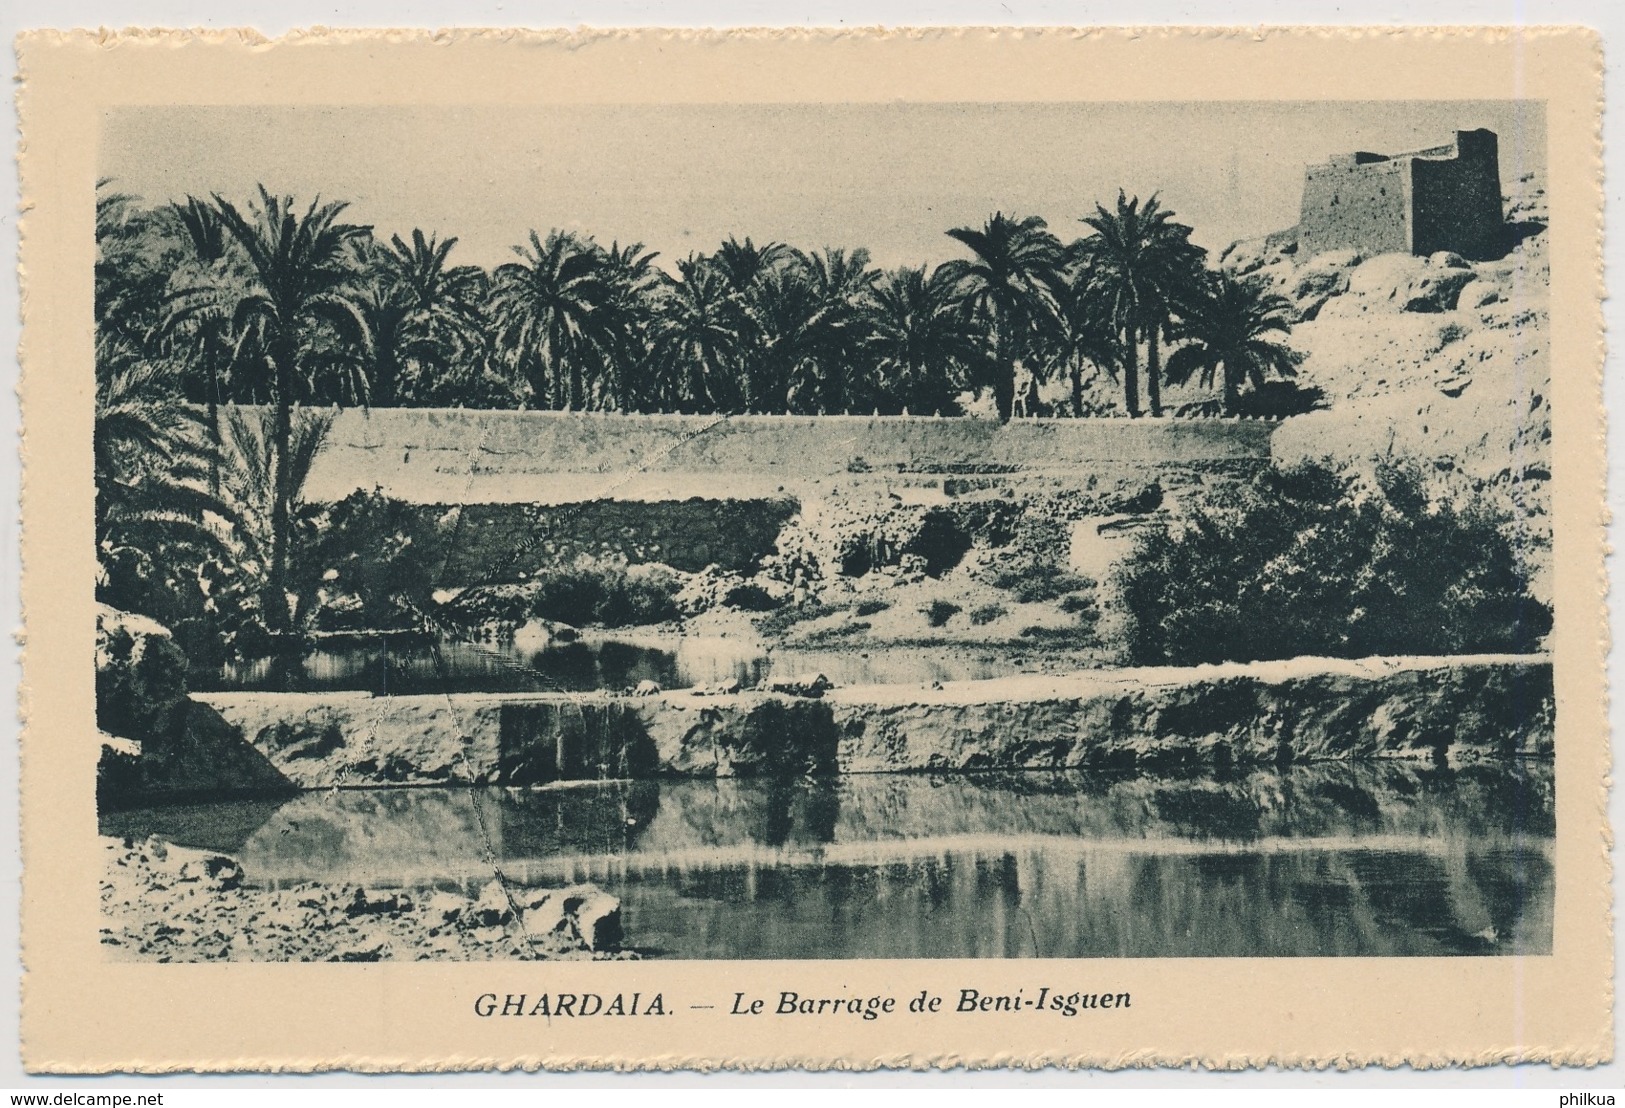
[
  {"x1": 102, "y1": 763, "x2": 1554, "y2": 959},
  {"x1": 197, "y1": 635, "x2": 1043, "y2": 695}
]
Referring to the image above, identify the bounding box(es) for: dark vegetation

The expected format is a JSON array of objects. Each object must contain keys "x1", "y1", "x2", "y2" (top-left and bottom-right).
[{"x1": 1116, "y1": 461, "x2": 1551, "y2": 665}]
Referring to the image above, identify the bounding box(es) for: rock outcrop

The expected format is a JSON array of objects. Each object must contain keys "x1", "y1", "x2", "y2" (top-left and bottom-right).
[
  {"x1": 198, "y1": 653, "x2": 1551, "y2": 787},
  {"x1": 96, "y1": 607, "x2": 293, "y2": 807}
]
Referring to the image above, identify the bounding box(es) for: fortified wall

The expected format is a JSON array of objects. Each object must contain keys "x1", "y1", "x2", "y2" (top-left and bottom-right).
[{"x1": 1298, "y1": 128, "x2": 1504, "y2": 260}]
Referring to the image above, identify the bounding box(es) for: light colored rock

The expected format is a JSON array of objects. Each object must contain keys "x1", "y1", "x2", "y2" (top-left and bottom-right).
[
  {"x1": 469, "y1": 880, "x2": 512, "y2": 928},
  {"x1": 1340, "y1": 252, "x2": 1478, "y2": 313},
  {"x1": 570, "y1": 889, "x2": 623, "y2": 951},
  {"x1": 766, "y1": 673, "x2": 833, "y2": 698},
  {"x1": 424, "y1": 890, "x2": 466, "y2": 925},
  {"x1": 1428, "y1": 250, "x2": 1470, "y2": 269},
  {"x1": 1309, "y1": 248, "x2": 1365, "y2": 270}
]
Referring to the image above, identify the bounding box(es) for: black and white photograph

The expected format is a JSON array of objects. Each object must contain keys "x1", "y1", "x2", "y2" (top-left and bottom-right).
[
  {"x1": 90, "y1": 97, "x2": 1558, "y2": 963},
  {"x1": 16, "y1": 25, "x2": 1610, "y2": 1075}
]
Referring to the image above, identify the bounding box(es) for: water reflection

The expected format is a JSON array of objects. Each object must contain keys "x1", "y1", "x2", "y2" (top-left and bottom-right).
[
  {"x1": 103, "y1": 762, "x2": 1554, "y2": 959},
  {"x1": 198, "y1": 635, "x2": 1043, "y2": 694}
]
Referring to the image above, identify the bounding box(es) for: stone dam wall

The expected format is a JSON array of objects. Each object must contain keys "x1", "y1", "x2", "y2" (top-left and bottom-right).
[
  {"x1": 193, "y1": 654, "x2": 1553, "y2": 790},
  {"x1": 279, "y1": 408, "x2": 1278, "y2": 505},
  {"x1": 419, "y1": 498, "x2": 800, "y2": 579}
]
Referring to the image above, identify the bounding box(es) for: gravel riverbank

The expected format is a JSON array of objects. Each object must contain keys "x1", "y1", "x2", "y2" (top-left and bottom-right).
[{"x1": 100, "y1": 835, "x2": 630, "y2": 962}]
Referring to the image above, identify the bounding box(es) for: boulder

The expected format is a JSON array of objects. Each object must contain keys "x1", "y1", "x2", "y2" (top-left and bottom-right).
[
  {"x1": 570, "y1": 888, "x2": 623, "y2": 951},
  {"x1": 96, "y1": 605, "x2": 188, "y2": 741},
  {"x1": 345, "y1": 888, "x2": 412, "y2": 917},
  {"x1": 522, "y1": 885, "x2": 623, "y2": 951},
  {"x1": 1293, "y1": 266, "x2": 1350, "y2": 302},
  {"x1": 468, "y1": 879, "x2": 512, "y2": 928},
  {"x1": 1307, "y1": 248, "x2": 1365, "y2": 270},
  {"x1": 1428, "y1": 250, "x2": 1470, "y2": 269},
  {"x1": 1343, "y1": 253, "x2": 1478, "y2": 313},
  {"x1": 767, "y1": 673, "x2": 833, "y2": 699},
  {"x1": 424, "y1": 890, "x2": 466, "y2": 925}
]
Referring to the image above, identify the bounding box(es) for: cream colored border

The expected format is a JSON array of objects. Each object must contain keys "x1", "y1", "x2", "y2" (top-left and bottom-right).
[{"x1": 16, "y1": 27, "x2": 1609, "y2": 1072}]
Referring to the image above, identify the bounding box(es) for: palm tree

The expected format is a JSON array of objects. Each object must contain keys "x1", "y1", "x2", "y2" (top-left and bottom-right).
[
  {"x1": 210, "y1": 187, "x2": 370, "y2": 632},
  {"x1": 160, "y1": 196, "x2": 241, "y2": 490},
  {"x1": 712, "y1": 236, "x2": 792, "y2": 294},
  {"x1": 489, "y1": 230, "x2": 619, "y2": 411},
  {"x1": 595, "y1": 240, "x2": 663, "y2": 411},
  {"x1": 797, "y1": 247, "x2": 881, "y2": 413},
  {"x1": 941, "y1": 214, "x2": 1065, "y2": 422},
  {"x1": 217, "y1": 404, "x2": 335, "y2": 626},
  {"x1": 95, "y1": 358, "x2": 240, "y2": 612},
  {"x1": 360, "y1": 229, "x2": 486, "y2": 405},
  {"x1": 1045, "y1": 256, "x2": 1123, "y2": 417},
  {"x1": 1078, "y1": 191, "x2": 1206, "y2": 417},
  {"x1": 649, "y1": 256, "x2": 744, "y2": 413},
  {"x1": 1164, "y1": 272, "x2": 1299, "y2": 415},
  {"x1": 95, "y1": 180, "x2": 179, "y2": 378},
  {"x1": 866, "y1": 265, "x2": 987, "y2": 415}
]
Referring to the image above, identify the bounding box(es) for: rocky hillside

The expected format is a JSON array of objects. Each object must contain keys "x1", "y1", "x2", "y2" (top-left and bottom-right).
[
  {"x1": 1029, "y1": 172, "x2": 1552, "y2": 600},
  {"x1": 1245, "y1": 171, "x2": 1551, "y2": 599}
]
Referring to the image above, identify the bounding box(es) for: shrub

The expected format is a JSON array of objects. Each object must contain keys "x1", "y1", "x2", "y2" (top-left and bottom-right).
[
  {"x1": 531, "y1": 561, "x2": 682, "y2": 628},
  {"x1": 923, "y1": 600, "x2": 961, "y2": 628},
  {"x1": 1115, "y1": 461, "x2": 1551, "y2": 665},
  {"x1": 1058, "y1": 593, "x2": 1095, "y2": 615},
  {"x1": 723, "y1": 583, "x2": 783, "y2": 612},
  {"x1": 992, "y1": 563, "x2": 1094, "y2": 604},
  {"x1": 1232, "y1": 380, "x2": 1326, "y2": 419},
  {"x1": 855, "y1": 599, "x2": 891, "y2": 617},
  {"x1": 302, "y1": 490, "x2": 445, "y2": 631},
  {"x1": 968, "y1": 603, "x2": 1007, "y2": 626}
]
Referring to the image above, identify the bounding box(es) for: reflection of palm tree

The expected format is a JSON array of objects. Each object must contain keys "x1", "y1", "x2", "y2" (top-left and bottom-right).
[
  {"x1": 942, "y1": 214, "x2": 1064, "y2": 422},
  {"x1": 1164, "y1": 272, "x2": 1298, "y2": 415},
  {"x1": 1078, "y1": 192, "x2": 1206, "y2": 417},
  {"x1": 866, "y1": 265, "x2": 987, "y2": 415},
  {"x1": 211, "y1": 187, "x2": 370, "y2": 631}
]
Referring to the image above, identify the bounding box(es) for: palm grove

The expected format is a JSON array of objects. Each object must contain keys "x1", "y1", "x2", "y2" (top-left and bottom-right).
[{"x1": 99, "y1": 181, "x2": 1550, "y2": 671}]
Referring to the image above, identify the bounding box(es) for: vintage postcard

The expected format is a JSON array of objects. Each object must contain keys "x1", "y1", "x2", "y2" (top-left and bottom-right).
[{"x1": 16, "y1": 28, "x2": 1609, "y2": 1071}]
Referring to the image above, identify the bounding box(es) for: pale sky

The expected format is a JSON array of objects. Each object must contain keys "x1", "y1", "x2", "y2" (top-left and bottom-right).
[{"x1": 101, "y1": 101, "x2": 1546, "y2": 273}]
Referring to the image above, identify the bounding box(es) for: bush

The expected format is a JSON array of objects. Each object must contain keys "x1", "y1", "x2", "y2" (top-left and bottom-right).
[
  {"x1": 992, "y1": 563, "x2": 1094, "y2": 604},
  {"x1": 531, "y1": 561, "x2": 681, "y2": 628},
  {"x1": 302, "y1": 490, "x2": 445, "y2": 631},
  {"x1": 1058, "y1": 593, "x2": 1095, "y2": 615},
  {"x1": 923, "y1": 600, "x2": 961, "y2": 628},
  {"x1": 968, "y1": 603, "x2": 1007, "y2": 626},
  {"x1": 1116, "y1": 461, "x2": 1552, "y2": 665},
  {"x1": 855, "y1": 599, "x2": 891, "y2": 617},
  {"x1": 723, "y1": 583, "x2": 783, "y2": 612}
]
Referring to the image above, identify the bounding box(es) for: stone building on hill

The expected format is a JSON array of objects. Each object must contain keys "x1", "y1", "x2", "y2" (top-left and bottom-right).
[{"x1": 1297, "y1": 128, "x2": 1505, "y2": 260}]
